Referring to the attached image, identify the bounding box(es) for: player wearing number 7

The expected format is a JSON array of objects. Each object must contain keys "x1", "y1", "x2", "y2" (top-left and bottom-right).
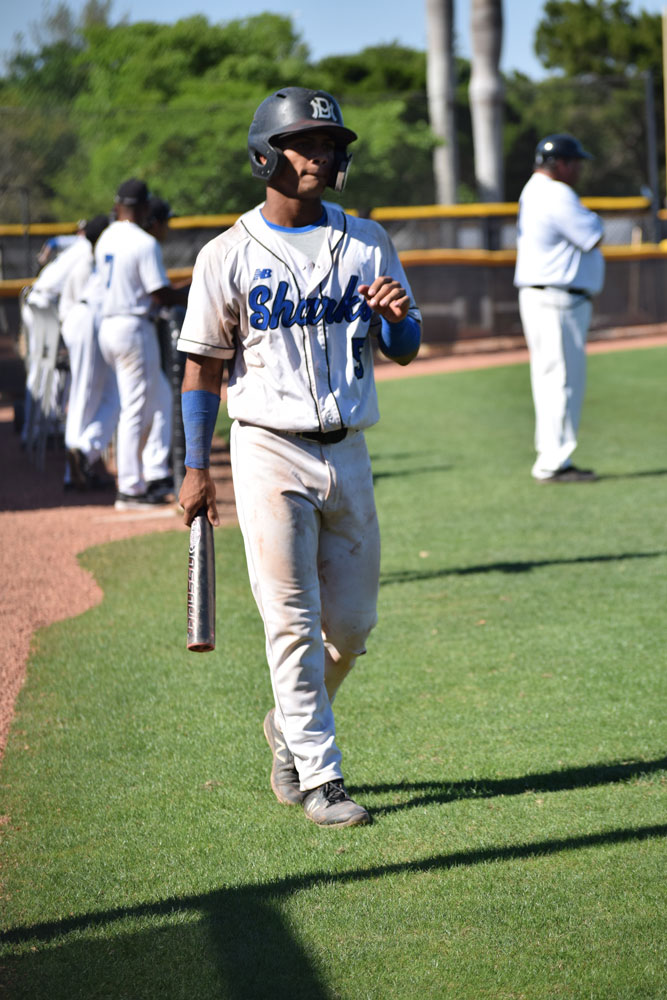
[{"x1": 177, "y1": 87, "x2": 422, "y2": 828}]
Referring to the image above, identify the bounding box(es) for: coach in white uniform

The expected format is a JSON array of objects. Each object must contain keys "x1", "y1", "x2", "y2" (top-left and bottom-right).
[
  {"x1": 514, "y1": 133, "x2": 604, "y2": 482},
  {"x1": 177, "y1": 88, "x2": 421, "y2": 828},
  {"x1": 95, "y1": 178, "x2": 187, "y2": 509}
]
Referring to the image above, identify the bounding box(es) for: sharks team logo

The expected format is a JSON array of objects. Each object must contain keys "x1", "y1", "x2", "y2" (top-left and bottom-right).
[{"x1": 249, "y1": 275, "x2": 372, "y2": 329}]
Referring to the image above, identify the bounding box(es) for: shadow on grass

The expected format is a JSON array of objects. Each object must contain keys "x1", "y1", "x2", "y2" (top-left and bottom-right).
[
  {"x1": 380, "y1": 549, "x2": 667, "y2": 585},
  {"x1": 2, "y1": 822, "x2": 666, "y2": 1000},
  {"x1": 372, "y1": 462, "x2": 452, "y2": 483},
  {"x1": 350, "y1": 756, "x2": 667, "y2": 816},
  {"x1": 3, "y1": 756, "x2": 666, "y2": 995},
  {"x1": 596, "y1": 468, "x2": 667, "y2": 481}
]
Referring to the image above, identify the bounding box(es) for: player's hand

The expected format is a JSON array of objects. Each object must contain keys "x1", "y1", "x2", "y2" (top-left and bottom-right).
[
  {"x1": 179, "y1": 467, "x2": 220, "y2": 527},
  {"x1": 358, "y1": 276, "x2": 410, "y2": 323}
]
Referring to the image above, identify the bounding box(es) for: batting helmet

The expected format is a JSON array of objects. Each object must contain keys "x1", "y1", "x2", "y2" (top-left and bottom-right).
[
  {"x1": 535, "y1": 134, "x2": 593, "y2": 166},
  {"x1": 248, "y1": 87, "x2": 358, "y2": 193}
]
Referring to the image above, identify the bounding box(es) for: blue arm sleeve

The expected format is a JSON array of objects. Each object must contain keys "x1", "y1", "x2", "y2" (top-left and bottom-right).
[
  {"x1": 377, "y1": 314, "x2": 421, "y2": 360},
  {"x1": 182, "y1": 389, "x2": 221, "y2": 469}
]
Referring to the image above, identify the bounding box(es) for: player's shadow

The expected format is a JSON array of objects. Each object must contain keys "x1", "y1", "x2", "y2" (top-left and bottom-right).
[
  {"x1": 349, "y1": 756, "x2": 667, "y2": 818},
  {"x1": 594, "y1": 468, "x2": 667, "y2": 481},
  {"x1": 380, "y1": 548, "x2": 666, "y2": 585},
  {"x1": 3, "y1": 817, "x2": 666, "y2": 1000},
  {"x1": 372, "y1": 462, "x2": 452, "y2": 483}
]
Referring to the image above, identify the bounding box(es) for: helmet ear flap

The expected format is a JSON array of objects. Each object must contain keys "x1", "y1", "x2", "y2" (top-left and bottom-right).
[
  {"x1": 331, "y1": 150, "x2": 352, "y2": 192},
  {"x1": 249, "y1": 143, "x2": 283, "y2": 181}
]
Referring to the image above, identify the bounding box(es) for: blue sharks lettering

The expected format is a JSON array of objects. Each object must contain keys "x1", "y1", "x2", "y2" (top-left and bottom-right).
[{"x1": 249, "y1": 276, "x2": 373, "y2": 330}]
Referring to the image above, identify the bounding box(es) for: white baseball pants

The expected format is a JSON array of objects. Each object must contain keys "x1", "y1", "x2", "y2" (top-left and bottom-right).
[
  {"x1": 20, "y1": 301, "x2": 61, "y2": 445},
  {"x1": 230, "y1": 421, "x2": 380, "y2": 791},
  {"x1": 98, "y1": 315, "x2": 162, "y2": 495},
  {"x1": 519, "y1": 287, "x2": 592, "y2": 479},
  {"x1": 142, "y1": 367, "x2": 173, "y2": 483},
  {"x1": 61, "y1": 301, "x2": 118, "y2": 464}
]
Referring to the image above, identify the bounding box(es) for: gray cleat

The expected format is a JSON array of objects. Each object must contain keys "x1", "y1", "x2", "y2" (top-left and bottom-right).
[
  {"x1": 303, "y1": 779, "x2": 371, "y2": 828},
  {"x1": 263, "y1": 708, "x2": 304, "y2": 805}
]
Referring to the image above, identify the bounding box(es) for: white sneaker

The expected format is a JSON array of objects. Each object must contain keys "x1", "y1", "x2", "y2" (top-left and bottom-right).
[{"x1": 114, "y1": 491, "x2": 170, "y2": 511}]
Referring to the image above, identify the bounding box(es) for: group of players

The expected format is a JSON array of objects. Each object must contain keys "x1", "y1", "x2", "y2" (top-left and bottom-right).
[
  {"x1": 21, "y1": 183, "x2": 187, "y2": 508},
  {"x1": 19, "y1": 85, "x2": 603, "y2": 829}
]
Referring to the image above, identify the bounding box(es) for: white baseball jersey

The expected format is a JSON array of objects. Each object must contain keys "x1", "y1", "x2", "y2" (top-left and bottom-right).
[
  {"x1": 514, "y1": 172, "x2": 605, "y2": 293},
  {"x1": 94, "y1": 219, "x2": 169, "y2": 317},
  {"x1": 177, "y1": 201, "x2": 421, "y2": 434},
  {"x1": 59, "y1": 242, "x2": 94, "y2": 322},
  {"x1": 27, "y1": 235, "x2": 91, "y2": 311}
]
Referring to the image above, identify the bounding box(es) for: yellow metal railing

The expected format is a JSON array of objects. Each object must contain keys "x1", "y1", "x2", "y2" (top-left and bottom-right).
[
  {"x1": 0, "y1": 196, "x2": 655, "y2": 238},
  {"x1": 2, "y1": 244, "x2": 667, "y2": 297}
]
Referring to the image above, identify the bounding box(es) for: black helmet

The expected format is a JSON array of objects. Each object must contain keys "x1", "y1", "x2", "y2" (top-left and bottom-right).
[
  {"x1": 248, "y1": 87, "x2": 358, "y2": 193},
  {"x1": 535, "y1": 134, "x2": 593, "y2": 166}
]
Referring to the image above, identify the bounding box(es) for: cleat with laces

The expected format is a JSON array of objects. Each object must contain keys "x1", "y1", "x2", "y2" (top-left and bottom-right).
[
  {"x1": 263, "y1": 709, "x2": 304, "y2": 805},
  {"x1": 303, "y1": 779, "x2": 371, "y2": 828}
]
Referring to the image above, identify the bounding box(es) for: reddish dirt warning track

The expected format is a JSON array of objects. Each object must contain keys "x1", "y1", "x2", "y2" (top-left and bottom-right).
[{"x1": 1, "y1": 332, "x2": 664, "y2": 761}]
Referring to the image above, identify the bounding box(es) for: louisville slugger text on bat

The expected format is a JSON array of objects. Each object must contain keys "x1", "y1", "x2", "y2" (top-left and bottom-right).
[{"x1": 187, "y1": 508, "x2": 216, "y2": 651}]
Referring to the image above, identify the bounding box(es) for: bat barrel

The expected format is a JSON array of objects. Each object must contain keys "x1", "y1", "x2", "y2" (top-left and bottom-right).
[{"x1": 187, "y1": 508, "x2": 216, "y2": 651}]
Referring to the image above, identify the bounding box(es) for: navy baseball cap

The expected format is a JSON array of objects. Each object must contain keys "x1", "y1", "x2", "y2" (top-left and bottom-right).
[
  {"x1": 115, "y1": 178, "x2": 150, "y2": 205},
  {"x1": 535, "y1": 135, "x2": 593, "y2": 164},
  {"x1": 85, "y1": 213, "x2": 110, "y2": 245},
  {"x1": 146, "y1": 196, "x2": 173, "y2": 224}
]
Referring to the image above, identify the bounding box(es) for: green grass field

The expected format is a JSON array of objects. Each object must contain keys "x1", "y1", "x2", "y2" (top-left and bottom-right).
[{"x1": 1, "y1": 347, "x2": 666, "y2": 999}]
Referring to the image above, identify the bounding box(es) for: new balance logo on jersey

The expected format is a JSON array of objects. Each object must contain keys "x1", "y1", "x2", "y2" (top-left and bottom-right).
[
  {"x1": 253, "y1": 268, "x2": 272, "y2": 280},
  {"x1": 310, "y1": 96, "x2": 339, "y2": 122},
  {"x1": 249, "y1": 275, "x2": 372, "y2": 329}
]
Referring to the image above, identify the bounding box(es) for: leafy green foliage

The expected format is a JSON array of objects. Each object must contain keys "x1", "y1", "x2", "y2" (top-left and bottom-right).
[
  {"x1": 527, "y1": 0, "x2": 665, "y2": 202},
  {"x1": 0, "y1": 0, "x2": 665, "y2": 218},
  {"x1": 504, "y1": 70, "x2": 652, "y2": 199},
  {"x1": 535, "y1": 0, "x2": 662, "y2": 77}
]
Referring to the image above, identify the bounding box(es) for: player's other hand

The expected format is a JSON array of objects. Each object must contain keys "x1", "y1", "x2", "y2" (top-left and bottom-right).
[
  {"x1": 179, "y1": 468, "x2": 220, "y2": 527},
  {"x1": 358, "y1": 276, "x2": 410, "y2": 323}
]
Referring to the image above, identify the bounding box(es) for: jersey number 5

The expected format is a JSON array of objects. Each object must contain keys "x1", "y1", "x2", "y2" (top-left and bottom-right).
[{"x1": 351, "y1": 337, "x2": 365, "y2": 379}]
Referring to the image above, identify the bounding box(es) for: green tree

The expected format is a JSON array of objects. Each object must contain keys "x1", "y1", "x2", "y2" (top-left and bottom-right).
[
  {"x1": 0, "y1": 0, "x2": 114, "y2": 220},
  {"x1": 505, "y1": 0, "x2": 665, "y2": 202},
  {"x1": 535, "y1": 0, "x2": 661, "y2": 76},
  {"x1": 50, "y1": 14, "x2": 312, "y2": 215}
]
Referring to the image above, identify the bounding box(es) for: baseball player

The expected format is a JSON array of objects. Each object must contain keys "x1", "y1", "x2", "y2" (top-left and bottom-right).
[
  {"x1": 60, "y1": 214, "x2": 119, "y2": 490},
  {"x1": 94, "y1": 178, "x2": 188, "y2": 509},
  {"x1": 36, "y1": 227, "x2": 84, "y2": 268},
  {"x1": 140, "y1": 196, "x2": 180, "y2": 499},
  {"x1": 177, "y1": 87, "x2": 421, "y2": 828},
  {"x1": 514, "y1": 134, "x2": 605, "y2": 482},
  {"x1": 20, "y1": 222, "x2": 90, "y2": 448}
]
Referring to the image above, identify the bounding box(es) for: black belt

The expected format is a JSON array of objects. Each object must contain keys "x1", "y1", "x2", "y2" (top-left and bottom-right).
[
  {"x1": 240, "y1": 422, "x2": 348, "y2": 444},
  {"x1": 530, "y1": 285, "x2": 591, "y2": 298},
  {"x1": 297, "y1": 428, "x2": 348, "y2": 444}
]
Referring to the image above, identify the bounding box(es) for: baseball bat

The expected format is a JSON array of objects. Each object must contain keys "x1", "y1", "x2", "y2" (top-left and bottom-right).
[{"x1": 187, "y1": 507, "x2": 216, "y2": 652}]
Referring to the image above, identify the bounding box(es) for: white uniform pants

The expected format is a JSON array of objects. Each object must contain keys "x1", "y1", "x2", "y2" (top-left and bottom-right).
[
  {"x1": 142, "y1": 368, "x2": 172, "y2": 483},
  {"x1": 98, "y1": 315, "x2": 162, "y2": 495},
  {"x1": 519, "y1": 287, "x2": 592, "y2": 479},
  {"x1": 20, "y1": 301, "x2": 61, "y2": 444},
  {"x1": 61, "y1": 302, "x2": 118, "y2": 464},
  {"x1": 230, "y1": 422, "x2": 380, "y2": 791}
]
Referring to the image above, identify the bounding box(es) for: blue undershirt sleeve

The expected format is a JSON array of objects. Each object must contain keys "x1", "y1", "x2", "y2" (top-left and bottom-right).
[
  {"x1": 182, "y1": 389, "x2": 221, "y2": 469},
  {"x1": 377, "y1": 314, "x2": 421, "y2": 360}
]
